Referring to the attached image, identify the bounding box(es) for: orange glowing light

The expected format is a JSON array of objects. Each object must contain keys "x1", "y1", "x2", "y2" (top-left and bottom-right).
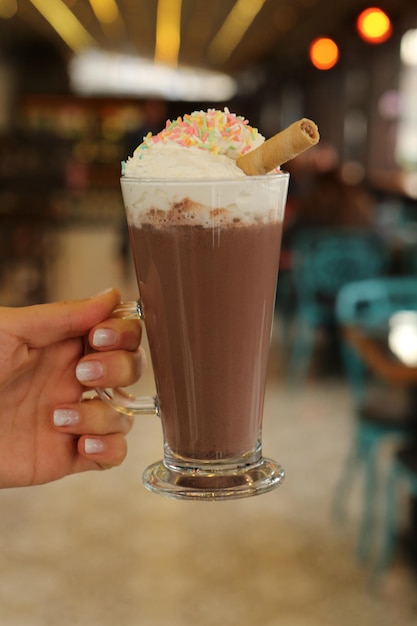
[
  {"x1": 309, "y1": 37, "x2": 339, "y2": 70},
  {"x1": 356, "y1": 7, "x2": 392, "y2": 44}
]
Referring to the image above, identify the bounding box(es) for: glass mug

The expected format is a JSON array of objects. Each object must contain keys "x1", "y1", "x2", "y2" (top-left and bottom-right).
[{"x1": 97, "y1": 173, "x2": 289, "y2": 500}]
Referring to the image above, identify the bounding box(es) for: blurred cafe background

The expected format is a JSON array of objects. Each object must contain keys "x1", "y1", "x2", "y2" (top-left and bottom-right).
[{"x1": 2, "y1": 1, "x2": 417, "y2": 625}]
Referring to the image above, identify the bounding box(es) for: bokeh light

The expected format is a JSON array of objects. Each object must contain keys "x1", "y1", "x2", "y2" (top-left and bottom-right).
[
  {"x1": 401, "y1": 29, "x2": 417, "y2": 66},
  {"x1": 309, "y1": 37, "x2": 339, "y2": 70},
  {"x1": 356, "y1": 7, "x2": 392, "y2": 44}
]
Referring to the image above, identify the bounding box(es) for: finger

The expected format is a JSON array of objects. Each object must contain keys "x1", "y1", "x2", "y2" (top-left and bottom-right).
[
  {"x1": 12, "y1": 288, "x2": 122, "y2": 348},
  {"x1": 75, "y1": 433, "x2": 129, "y2": 472},
  {"x1": 88, "y1": 318, "x2": 142, "y2": 352},
  {"x1": 75, "y1": 348, "x2": 145, "y2": 388},
  {"x1": 52, "y1": 397, "x2": 134, "y2": 436}
]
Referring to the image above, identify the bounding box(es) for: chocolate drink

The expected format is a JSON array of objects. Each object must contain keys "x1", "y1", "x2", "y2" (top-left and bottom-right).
[{"x1": 128, "y1": 204, "x2": 283, "y2": 463}]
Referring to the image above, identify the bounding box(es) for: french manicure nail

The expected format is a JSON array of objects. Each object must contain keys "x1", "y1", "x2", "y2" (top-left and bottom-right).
[
  {"x1": 85, "y1": 438, "x2": 105, "y2": 454},
  {"x1": 92, "y1": 328, "x2": 118, "y2": 348},
  {"x1": 137, "y1": 346, "x2": 147, "y2": 376},
  {"x1": 93, "y1": 288, "x2": 114, "y2": 297},
  {"x1": 76, "y1": 360, "x2": 104, "y2": 382},
  {"x1": 53, "y1": 408, "x2": 80, "y2": 426}
]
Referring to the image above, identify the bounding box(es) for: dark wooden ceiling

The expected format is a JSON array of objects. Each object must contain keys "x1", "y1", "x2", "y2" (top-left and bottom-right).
[{"x1": 3, "y1": 0, "x2": 414, "y2": 79}]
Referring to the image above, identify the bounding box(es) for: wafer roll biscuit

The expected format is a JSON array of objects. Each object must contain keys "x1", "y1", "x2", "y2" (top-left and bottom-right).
[{"x1": 237, "y1": 118, "x2": 319, "y2": 176}]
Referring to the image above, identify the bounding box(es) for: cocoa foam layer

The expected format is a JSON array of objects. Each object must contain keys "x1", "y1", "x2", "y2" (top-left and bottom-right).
[{"x1": 128, "y1": 201, "x2": 281, "y2": 228}]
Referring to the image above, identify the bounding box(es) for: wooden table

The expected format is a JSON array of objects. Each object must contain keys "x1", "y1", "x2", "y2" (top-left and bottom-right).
[{"x1": 341, "y1": 325, "x2": 417, "y2": 387}]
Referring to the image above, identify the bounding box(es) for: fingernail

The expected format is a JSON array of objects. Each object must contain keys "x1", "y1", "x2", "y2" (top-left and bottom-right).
[
  {"x1": 76, "y1": 360, "x2": 104, "y2": 382},
  {"x1": 92, "y1": 328, "x2": 118, "y2": 348},
  {"x1": 137, "y1": 346, "x2": 147, "y2": 377},
  {"x1": 92, "y1": 288, "x2": 114, "y2": 297},
  {"x1": 53, "y1": 408, "x2": 80, "y2": 426},
  {"x1": 85, "y1": 438, "x2": 105, "y2": 454}
]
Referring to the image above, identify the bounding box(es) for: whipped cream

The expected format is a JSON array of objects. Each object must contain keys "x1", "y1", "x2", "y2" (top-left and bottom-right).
[
  {"x1": 124, "y1": 143, "x2": 246, "y2": 179},
  {"x1": 123, "y1": 108, "x2": 264, "y2": 180}
]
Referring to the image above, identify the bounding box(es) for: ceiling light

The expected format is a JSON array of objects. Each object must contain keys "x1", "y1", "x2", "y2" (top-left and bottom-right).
[
  {"x1": 309, "y1": 37, "x2": 339, "y2": 70},
  {"x1": 0, "y1": 0, "x2": 17, "y2": 18},
  {"x1": 69, "y1": 51, "x2": 237, "y2": 101},
  {"x1": 356, "y1": 7, "x2": 392, "y2": 44},
  {"x1": 155, "y1": 0, "x2": 182, "y2": 66},
  {"x1": 29, "y1": 0, "x2": 96, "y2": 52},
  {"x1": 89, "y1": 0, "x2": 119, "y2": 24},
  {"x1": 208, "y1": 0, "x2": 267, "y2": 64}
]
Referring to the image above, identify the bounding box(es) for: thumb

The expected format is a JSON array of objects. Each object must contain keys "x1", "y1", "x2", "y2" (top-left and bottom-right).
[{"x1": 12, "y1": 289, "x2": 122, "y2": 348}]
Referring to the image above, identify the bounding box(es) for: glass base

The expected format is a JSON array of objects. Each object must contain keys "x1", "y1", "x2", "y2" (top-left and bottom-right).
[{"x1": 142, "y1": 457, "x2": 285, "y2": 501}]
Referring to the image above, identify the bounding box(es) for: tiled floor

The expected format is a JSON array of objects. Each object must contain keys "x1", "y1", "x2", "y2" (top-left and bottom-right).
[
  {"x1": 1, "y1": 374, "x2": 416, "y2": 625},
  {"x1": 1, "y1": 229, "x2": 417, "y2": 625}
]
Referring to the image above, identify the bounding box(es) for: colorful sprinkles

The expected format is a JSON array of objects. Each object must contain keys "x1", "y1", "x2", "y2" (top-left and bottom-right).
[{"x1": 134, "y1": 108, "x2": 264, "y2": 160}]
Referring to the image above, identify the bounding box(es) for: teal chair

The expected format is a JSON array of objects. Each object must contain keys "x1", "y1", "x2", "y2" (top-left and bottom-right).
[
  {"x1": 333, "y1": 276, "x2": 417, "y2": 563},
  {"x1": 376, "y1": 442, "x2": 417, "y2": 579},
  {"x1": 403, "y1": 245, "x2": 417, "y2": 274},
  {"x1": 288, "y1": 229, "x2": 389, "y2": 382}
]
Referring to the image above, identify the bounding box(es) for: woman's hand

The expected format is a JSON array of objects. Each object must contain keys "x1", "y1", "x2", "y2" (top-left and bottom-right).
[{"x1": 0, "y1": 288, "x2": 142, "y2": 488}]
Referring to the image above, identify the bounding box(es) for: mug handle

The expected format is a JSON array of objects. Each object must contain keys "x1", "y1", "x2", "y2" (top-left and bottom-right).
[{"x1": 95, "y1": 301, "x2": 159, "y2": 417}]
